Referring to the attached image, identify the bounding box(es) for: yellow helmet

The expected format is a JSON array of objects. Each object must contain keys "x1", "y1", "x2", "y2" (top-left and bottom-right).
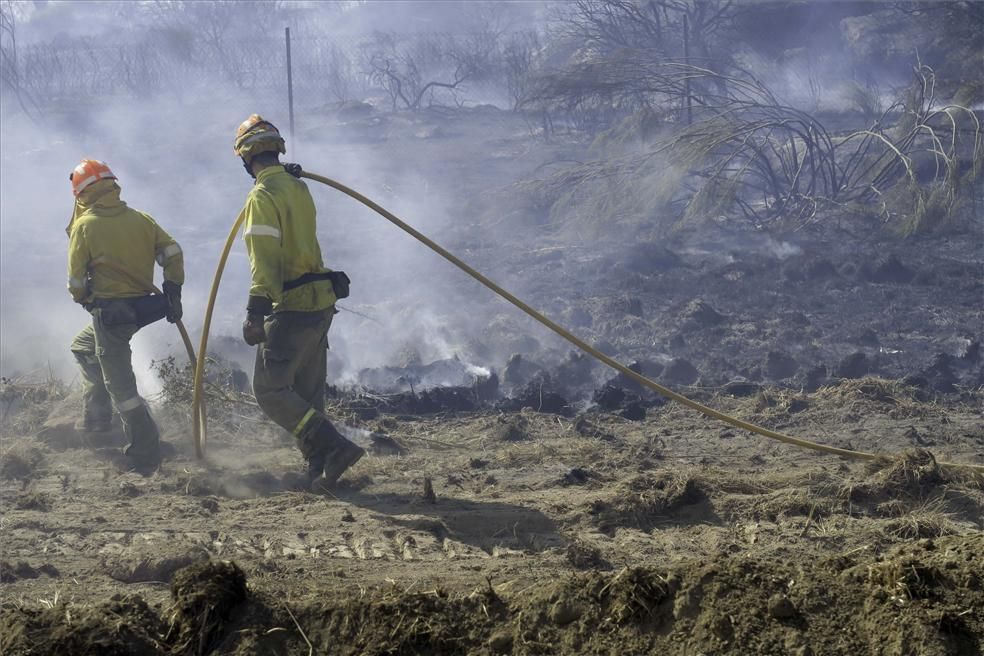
[{"x1": 234, "y1": 114, "x2": 286, "y2": 163}]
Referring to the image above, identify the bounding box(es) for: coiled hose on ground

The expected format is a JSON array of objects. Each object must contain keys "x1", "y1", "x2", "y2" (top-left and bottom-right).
[{"x1": 190, "y1": 169, "x2": 984, "y2": 473}]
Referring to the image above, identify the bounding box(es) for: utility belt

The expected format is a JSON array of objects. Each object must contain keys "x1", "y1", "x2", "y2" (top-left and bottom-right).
[
  {"x1": 283, "y1": 270, "x2": 350, "y2": 299},
  {"x1": 91, "y1": 295, "x2": 168, "y2": 328}
]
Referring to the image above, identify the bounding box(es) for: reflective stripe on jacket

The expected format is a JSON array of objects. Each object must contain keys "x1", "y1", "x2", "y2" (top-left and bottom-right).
[
  {"x1": 67, "y1": 180, "x2": 184, "y2": 303},
  {"x1": 241, "y1": 165, "x2": 336, "y2": 313}
]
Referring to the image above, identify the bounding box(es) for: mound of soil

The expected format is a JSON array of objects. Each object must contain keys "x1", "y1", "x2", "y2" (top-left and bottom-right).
[
  {"x1": 865, "y1": 254, "x2": 916, "y2": 284},
  {"x1": 300, "y1": 585, "x2": 508, "y2": 656},
  {"x1": 0, "y1": 561, "x2": 59, "y2": 583},
  {"x1": 294, "y1": 535, "x2": 984, "y2": 655},
  {"x1": 835, "y1": 351, "x2": 871, "y2": 379},
  {"x1": 0, "y1": 593, "x2": 165, "y2": 656},
  {"x1": 663, "y1": 359, "x2": 700, "y2": 385},
  {"x1": 592, "y1": 383, "x2": 628, "y2": 411},
  {"x1": 499, "y1": 377, "x2": 573, "y2": 416},
  {"x1": 5, "y1": 532, "x2": 981, "y2": 656},
  {"x1": 682, "y1": 299, "x2": 727, "y2": 327},
  {"x1": 167, "y1": 560, "x2": 248, "y2": 655},
  {"x1": 343, "y1": 386, "x2": 481, "y2": 416}
]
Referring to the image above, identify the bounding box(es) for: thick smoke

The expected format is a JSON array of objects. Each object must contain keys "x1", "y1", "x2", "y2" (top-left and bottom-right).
[{"x1": 0, "y1": 1, "x2": 552, "y2": 392}]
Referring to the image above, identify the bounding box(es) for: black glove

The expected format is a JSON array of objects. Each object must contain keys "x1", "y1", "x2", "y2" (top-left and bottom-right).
[
  {"x1": 284, "y1": 162, "x2": 303, "y2": 178},
  {"x1": 242, "y1": 313, "x2": 266, "y2": 346},
  {"x1": 243, "y1": 296, "x2": 272, "y2": 346},
  {"x1": 162, "y1": 280, "x2": 182, "y2": 323}
]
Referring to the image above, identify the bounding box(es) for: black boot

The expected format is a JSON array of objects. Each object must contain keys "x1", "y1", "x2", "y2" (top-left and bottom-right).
[
  {"x1": 121, "y1": 405, "x2": 161, "y2": 474},
  {"x1": 317, "y1": 439, "x2": 365, "y2": 492},
  {"x1": 305, "y1": 452, "x2": 327, "y2": 487},
  {"x1": 297, "y1": 415, "x2": 365, "y2": 493}
]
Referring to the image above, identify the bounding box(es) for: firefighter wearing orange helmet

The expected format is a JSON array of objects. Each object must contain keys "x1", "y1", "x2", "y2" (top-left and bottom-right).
[
  {"x1": 67, "y1": 159, "x2": 184, "y2": 473},
  {"x1": 233, "y1": 115, "x2": 363, "y2": 491}
]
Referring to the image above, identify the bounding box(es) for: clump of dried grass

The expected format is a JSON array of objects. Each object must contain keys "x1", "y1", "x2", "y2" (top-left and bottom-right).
[
  {"x1": 0, "y1": 442, "x2": 45, "y2": 482},
  {"x1": 735, "y1": 388, "x2": 809, "y2": 425},
  {"x1": 601, "y1": 566, "x2": 670, "y2": 625},
  {"x1": 882, "y1": 497, "x2": 959, "y2": 540},
  {"x1": 165, "y1": 560, "x2": 248, "y2": 655},
  {"x1": 590, "y1": 471, "x2": 706, "y2": 531},
  {"x1": 814, "y1": 377, "x2": 931, "y2": 418},
  {"x1": 0, "y1": 374, "x2": 68, "y2": 435},
  {"x1": 863, "y1": 449, "x2": 947, "y2": 499}
]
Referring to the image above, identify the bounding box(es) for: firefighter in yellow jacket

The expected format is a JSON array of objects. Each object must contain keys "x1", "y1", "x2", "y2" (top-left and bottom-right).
[
  {"x1": 234, "y1": 115, "x2": 364, "y2": 490},
  {"x1": 67, "y1": 159, "x2": 184, "y2": 472}
]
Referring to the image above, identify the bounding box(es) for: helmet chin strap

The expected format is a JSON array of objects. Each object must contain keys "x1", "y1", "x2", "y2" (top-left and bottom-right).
[{"x1": 241, "y1": 156, "x2": 256, "y2": 179}]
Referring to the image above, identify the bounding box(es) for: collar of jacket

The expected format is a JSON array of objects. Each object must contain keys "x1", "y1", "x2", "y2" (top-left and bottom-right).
[
  {"x1": 70, "y1": 183, "x2": 127, "y2": 232},
  {"x1": 254, "y1": 165, "x2": 285, "y2": 184}
]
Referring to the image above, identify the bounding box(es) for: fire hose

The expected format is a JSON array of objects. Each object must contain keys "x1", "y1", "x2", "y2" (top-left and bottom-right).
[{"x1": 190, "y1": 169, "x2": 984, "y2": 473}]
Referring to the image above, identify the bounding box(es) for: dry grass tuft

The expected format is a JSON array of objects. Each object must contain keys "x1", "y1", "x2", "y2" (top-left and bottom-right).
[
  {"x1": 0, "y1": 442, "x2": 45, "y2": 481},
  {"x1": 814, "y1": 377, "x2": 933, "y2": 418},
  {"x1": 166, "y1": 559, "x2": 248, "y2": 655},
  {"x1": 601, "y1": 566, "x2": 670, "y2": 626},
  {"x1": 863, "y1": 449, "x2": 947, "y2": 498},
  {"x1": 882, "y1": 497, "x2": 959, "y2": 540},
  {"x1": 590, "y1": 471, "x2": 706, "y2": 531},
  {"x1": 1, "y1": 374, "x2": 68, "y2": 435}
]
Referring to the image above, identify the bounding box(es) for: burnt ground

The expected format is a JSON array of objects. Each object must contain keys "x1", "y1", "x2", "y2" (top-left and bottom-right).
[
  {"x1": 447, "y1": 223, "x2": 984, "y2": 401},
  {"x1": 2, "y1": 109, "x2": 984, "y2": 655}
]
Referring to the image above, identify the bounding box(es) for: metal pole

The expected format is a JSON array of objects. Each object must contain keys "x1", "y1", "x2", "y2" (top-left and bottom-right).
[
  {"x1": 683, "y1": 14, "x2": 692, "y2": 126},
  {"x1": 285, "y1": 26, "x2": 295, "y2": 140}
]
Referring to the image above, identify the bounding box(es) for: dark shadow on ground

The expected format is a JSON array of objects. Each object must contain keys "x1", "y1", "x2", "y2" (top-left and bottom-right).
[{"x1": 340, "y1": 490, "x2": 565, "y2": 555}]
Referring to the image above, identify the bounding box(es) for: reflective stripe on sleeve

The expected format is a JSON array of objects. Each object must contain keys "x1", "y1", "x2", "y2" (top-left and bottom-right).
[
  {"x1": 156, "y1": 242, "x2": 182, "y2": 265},
  {"x1": 293, "y1": 408, "x2": 317, "y2": 436},
  {"x1": 244, "y1": 225, "x2": 282, "y2": 239},
  {"x1": 117, "y1": 396, "x2": 144, "y2": 412},
  {"x1": 69, "y1": 277, "x2": 86, "y2": 289}
]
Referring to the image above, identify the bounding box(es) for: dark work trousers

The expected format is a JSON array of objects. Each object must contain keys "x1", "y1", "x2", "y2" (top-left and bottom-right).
[
  {"x1": 70, "y1": 304, "x2": 159, "y2": 458},
  {"x1": 252, "y1": 309, "x2": 333, "y2": 440}
]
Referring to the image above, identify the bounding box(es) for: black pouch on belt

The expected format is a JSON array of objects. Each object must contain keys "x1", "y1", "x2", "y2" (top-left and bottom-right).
[
  {"x1": 129, "y1": 294, "x2": 170, "y2": 327},
  {"x1": 95, "y1": 299, "x2": 138, "y2": 326},
  {"x1": 327, "y1": 271, "x2": 350, "y2": 299}
]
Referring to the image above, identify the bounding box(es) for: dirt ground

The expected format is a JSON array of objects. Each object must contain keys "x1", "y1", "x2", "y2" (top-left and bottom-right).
[{"x1": 1, "y1": 373, "x2": 982, "y2": 654}]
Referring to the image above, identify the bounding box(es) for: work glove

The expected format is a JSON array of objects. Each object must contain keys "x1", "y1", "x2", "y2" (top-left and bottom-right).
[
  {"x1": 162, "y1": 280, "x2": 182, "y2": 323},
  {"x1": 243, "y1": 296, "x2": 272, "y2": 346},
  {"x1": 284, "y1": 162, "x2": 303, "y2": 178},
  {"x1": 242, "y1": 314, "x2": 266, "y2": 346}
]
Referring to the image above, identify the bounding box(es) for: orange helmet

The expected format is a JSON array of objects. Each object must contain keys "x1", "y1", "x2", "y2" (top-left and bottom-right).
[
  {"x1": 234, "y1": 114, "x2": 286, "y2": 163},
  {"x1": 70, "y1": 159, "x2": 117, "y2": 197}
]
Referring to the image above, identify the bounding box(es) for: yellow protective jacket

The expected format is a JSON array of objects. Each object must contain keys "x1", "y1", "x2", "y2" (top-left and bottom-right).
[
  {"x1": 241, "y1": 165, "x2": 336, "y2": 313},
  {"x1": 67, "y1": 181, "x2": 184, "y2": 303}
]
